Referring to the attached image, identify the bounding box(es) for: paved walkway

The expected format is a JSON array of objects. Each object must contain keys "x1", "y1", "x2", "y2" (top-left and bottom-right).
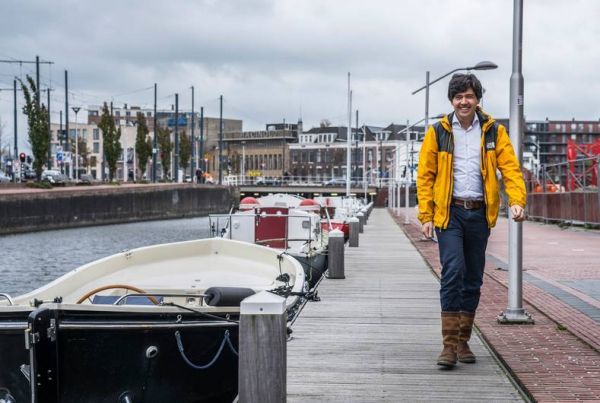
[
  {"x1": 393, "y1": 207, "x2": 600, "y2": 402},
  {"x1": 287, "y1": 209, "x2": 524, "y2": 402}
]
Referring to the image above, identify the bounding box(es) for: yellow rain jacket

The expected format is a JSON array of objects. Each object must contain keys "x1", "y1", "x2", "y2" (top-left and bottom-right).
[{"x1": 417, "y1": 109, "x2": 526, "y2": 229}]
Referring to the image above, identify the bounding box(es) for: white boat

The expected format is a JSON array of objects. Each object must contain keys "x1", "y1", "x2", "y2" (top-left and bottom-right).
[
  {"x1": 211, "y1": 195, "x2": 329, "y2": 289},
  {"x1": 0, "y1": 237, "x2": 304, "y2": 403}
]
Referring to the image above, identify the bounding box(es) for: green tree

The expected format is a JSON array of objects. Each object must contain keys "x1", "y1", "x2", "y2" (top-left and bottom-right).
[
  {"x1": 98, "y1": 103, "x2": 121, "y2": 181},
  {"x1": 135, "y1": 112, "x2": 152, "y2": 178},
  {"x1": 19, "y1": 75, "x2": 49, "y2": 181},
  {"x1": 157, "y1": 126, "x2": 172, "y2": 180},
  {"x1": 179, "y1": 130, "x2": 191, "y2": 173}
]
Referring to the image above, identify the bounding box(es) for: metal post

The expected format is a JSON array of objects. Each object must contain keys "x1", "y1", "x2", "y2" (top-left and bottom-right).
[
  {"x1": 199, "y1": 106, "x2": 204, "y2": 172},
  {"x1": 47, "y1": 88, "x2": 51, "y2": 169},
  {"x1": 64, "y1": 70, "x2": 69, "y2": 152},
  {"x1": 174, "y1": 93, "x2": 179, "y2": 183},
  {"x1": 346, "y1": 74, "x2": 351, "y2": 197},
  {"x1": 327, "y1": 229, "x2": 345, "y2": 279},
  {"x1": 35, "y1": 56, "x2": 40, "y2": 109},
  {"x1": 13, "y1": 79, "x2": 17, "y2": 182},
  {"x1": 362, "y1": 126, "x2": 367, "y2": 200},
  {"x1": 219, "y1": 95, "x2": 223, "y2": 185},
  {"x1": 73, "y1": 108, "x2": 80, "y2": 180},
  {"x1": 239, "y1": 291, "x2": 287, "y2": 403},
  {"x1": 404, "y1": 120, "x2": 411, "y2": 224},
  {"x1": 153, "y1": 83, "x2": 157, "y2": 182},
  {"x1": 191, "y1": 86, "x2": 196, "y2": 175},
  {"x1": 498, "y1": 0, "x2": 533, "y2": 324},
  {"x1": 241, "y1": 142, "x2": 246, "y2": 184}
]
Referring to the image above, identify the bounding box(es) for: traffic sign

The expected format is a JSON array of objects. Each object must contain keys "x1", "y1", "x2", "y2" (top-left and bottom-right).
[{"x1": 56, "y1": 152, "x2": 63, "y2": 162}]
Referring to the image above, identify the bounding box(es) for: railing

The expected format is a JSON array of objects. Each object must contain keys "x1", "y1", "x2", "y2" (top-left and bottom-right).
[
  {"x1": 220, "y1": 175, "x2": 386, "y2": 187},
  {"x1": 525, "y1": 156, "x2": 599, "y2": 226}
]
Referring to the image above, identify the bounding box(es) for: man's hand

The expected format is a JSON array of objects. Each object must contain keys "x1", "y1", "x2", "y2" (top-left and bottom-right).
[
  {"x1": 421, "y1": 221, "x2": 434, "y2": 239},
  {"x1": 510, "y1": 205, "x2": 525, "y2": 222}
]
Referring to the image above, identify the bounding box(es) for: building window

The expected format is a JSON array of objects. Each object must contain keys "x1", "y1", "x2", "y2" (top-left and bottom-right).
[
  {"x1": 93, "y1": 142, "x2": 100, "y2": 153},
  {"x1": 93, "y1": 128, "x2": 100, "y2": 140}
]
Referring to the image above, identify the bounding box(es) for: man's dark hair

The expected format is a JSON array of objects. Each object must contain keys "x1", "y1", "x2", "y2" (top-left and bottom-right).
[{"x1": 447, "y1": 73, "x2": 483, "y2": 101}]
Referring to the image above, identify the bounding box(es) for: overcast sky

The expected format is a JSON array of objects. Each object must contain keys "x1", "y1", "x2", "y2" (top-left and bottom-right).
[{"x1": 1, "y1": 0, "x2": 599, "y2": 151}]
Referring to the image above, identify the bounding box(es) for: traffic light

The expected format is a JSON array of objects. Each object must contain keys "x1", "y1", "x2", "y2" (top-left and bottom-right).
[
  {"x1": 26, "y1": 155, "x2": 32, "y2": 164},
  {"x1": 19, "y1": 152, "x2": 26, "y2": 163}
]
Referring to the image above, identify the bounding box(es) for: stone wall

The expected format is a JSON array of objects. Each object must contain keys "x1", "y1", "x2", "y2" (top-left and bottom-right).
[{"x1": 0, "y1": 184, "x2": 239, "y2": 234}]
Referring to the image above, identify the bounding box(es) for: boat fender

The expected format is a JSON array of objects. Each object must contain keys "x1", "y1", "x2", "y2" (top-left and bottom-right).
[{"x1": 204, "y1": 287, "x2": 256, "y2": 307}]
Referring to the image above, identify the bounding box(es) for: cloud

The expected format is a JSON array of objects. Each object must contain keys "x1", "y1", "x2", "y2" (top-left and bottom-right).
[{"x1": 1, "y1": 0, "x2": 599, "y2": 148}]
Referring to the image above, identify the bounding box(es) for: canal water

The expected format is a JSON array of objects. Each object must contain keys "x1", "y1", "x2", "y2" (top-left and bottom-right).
[{"x1": 1, "y1": 217, "x2": 211, "y2": 296}]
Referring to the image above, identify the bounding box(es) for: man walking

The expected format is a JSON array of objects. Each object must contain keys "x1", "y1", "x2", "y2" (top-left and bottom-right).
[{"x1": 417, "y1": 73, "x2": 526, "y2": 369}]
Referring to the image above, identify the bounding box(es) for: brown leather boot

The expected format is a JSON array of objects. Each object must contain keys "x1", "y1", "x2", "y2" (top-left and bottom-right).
[
  {"x1": 457, "y1": 312, "x2": 476, "y2": 363},
  {"x1": 437, "y1": 312, "x2": 460, "y2": 368}
]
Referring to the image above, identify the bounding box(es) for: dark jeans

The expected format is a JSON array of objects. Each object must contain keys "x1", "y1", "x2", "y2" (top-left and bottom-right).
[{"x1": 435, "y1": 205, "x2": 490, "y2": 313}]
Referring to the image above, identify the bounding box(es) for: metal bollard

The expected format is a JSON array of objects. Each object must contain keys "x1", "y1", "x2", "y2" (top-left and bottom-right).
[
  {"x1": 327, "y1": 229, "x2": 345, "y2": 279},
  {"x1": 348, "y1": 217, "x2": 359, "y2": 247},
  {"x1": 357, "y1": 212, "x2": 364, "y2": 233},
  {"x1": 239, "y1": 291, "x2": 287, "y2": 403}
]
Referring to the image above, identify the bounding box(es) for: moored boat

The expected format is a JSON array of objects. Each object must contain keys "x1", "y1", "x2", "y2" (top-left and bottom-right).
[
  {"x1": 0, "y1": 238, "x2": 304, "y2": 403},
  {"x1": 212, "y1": 195, "x2": 328, "y2": 289}
]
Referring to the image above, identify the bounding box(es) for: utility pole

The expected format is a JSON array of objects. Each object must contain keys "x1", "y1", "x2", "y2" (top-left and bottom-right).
[
  {"x1": 191, "y1": 85, "x2": 196, "y2": 175},
  {"x1": 153, "y1": 83, "x2": 157, "y2": 182},
  {"x1": 65, "y1": 70, "x2": 69, "y2": 152},
  {"x1": 355, "y1": 109, "x2": 359, "y2": 181},
  {"x1": 13, "y1": 79, "x2": 18, "y2": 162},
  {"x1": 35, "y1": 56, "x2": 40, "y2": 109},
  {"x1": 199, "y1": 106, "x2": 204, "y2": 172},
  {"x1": 174, "y1": 93, "x2": 179, "y2": 183},
  {"x1": 47, "y1": 88, "x2": 51, "y2": 169},
  {"x1": 346, "y1": 74, "x2": 351, "y2": 197},
  {"x1": 13, "y1": 79, "x2": 18, "y2": 183},
  {"x1": 219, "y1": 95, "x2": 223, "y2": 185}
]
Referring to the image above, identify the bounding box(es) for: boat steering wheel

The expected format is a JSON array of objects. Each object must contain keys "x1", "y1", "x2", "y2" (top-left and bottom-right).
[{"x1": 76, "y1": 284, "x2": 160, "y2": 305}]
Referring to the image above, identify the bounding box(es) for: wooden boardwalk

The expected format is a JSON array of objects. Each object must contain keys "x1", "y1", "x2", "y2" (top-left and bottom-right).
[{"x1": 287, "y1": 209, "x2": 525, "y2": 402}]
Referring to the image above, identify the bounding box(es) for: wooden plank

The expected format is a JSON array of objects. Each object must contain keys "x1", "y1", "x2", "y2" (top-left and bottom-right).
[{"x1": 287, "y1": 209, "x2": 524, "y2": 402}]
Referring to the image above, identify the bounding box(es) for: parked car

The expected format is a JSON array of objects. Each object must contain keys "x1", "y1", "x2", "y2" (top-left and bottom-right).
[
  {"x1": 323, "y1": 178, "x2": 349, "y2": 187},
  {"x1": 42, "y1": 170, "x2": 69, "y2": 186},
  {"x1": 78, "y1": 174, "x2": 94, "y2": 185},
  {"x1": 255, "y1": 176, "x2": 281, "y2": 186}
]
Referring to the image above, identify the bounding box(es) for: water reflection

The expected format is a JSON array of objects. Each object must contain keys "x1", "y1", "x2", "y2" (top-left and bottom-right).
[{"x1": 1, "y1": 217, "x2": 211, "y2": 295}]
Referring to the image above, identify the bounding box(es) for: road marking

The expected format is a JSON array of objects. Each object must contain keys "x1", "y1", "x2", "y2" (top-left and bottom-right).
[{"x1": 572, "y1": 248, "x2": 585, "y2": 252}]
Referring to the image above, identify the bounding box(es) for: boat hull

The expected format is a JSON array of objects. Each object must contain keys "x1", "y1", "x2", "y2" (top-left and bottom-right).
[
  {"x1": 289, "y1": 251, "x2": 328, "y2": 288},
  {"x1": 2, "y1": 306, "x2": 240, "y2": 403}
]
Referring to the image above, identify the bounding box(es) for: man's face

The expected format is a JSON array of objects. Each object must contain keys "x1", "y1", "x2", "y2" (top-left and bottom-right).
[{"x1": 451, "y1": 87, "x2": 478, "y2": 123}]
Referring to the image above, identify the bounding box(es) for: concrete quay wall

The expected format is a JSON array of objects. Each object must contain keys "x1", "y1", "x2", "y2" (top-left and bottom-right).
[{"x1": 0, "y1": 184, "x2": 239, "y2": 235}]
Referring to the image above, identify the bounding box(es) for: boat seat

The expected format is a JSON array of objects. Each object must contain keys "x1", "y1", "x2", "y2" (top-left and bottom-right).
[{"x1": 91, "y1": 295, "x2": 163, "y2": 305}]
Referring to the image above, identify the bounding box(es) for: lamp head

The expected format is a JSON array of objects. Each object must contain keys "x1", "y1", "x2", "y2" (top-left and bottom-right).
[{"x1": 471, "y1": 61, "x2": 498, "y2": 71}]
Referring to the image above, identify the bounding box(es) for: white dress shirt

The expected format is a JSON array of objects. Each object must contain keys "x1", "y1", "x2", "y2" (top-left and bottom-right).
[{"x1": 452, "y1": 114, "x2": 484, "y2": 200}]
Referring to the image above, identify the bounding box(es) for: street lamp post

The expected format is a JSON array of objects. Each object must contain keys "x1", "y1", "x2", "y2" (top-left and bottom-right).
[
  {"x1": 499, "y1": 0, "x2": 533, "y2": 324},
  {"x1": 241, "y1": 141, "x2": 246, "y2": 184},
  {"x1": 412, "y1": 61, "x2": 498, "y2": 133},
  {"x1": 71, "y1": 106, "x2": 81, "y2": 180}
]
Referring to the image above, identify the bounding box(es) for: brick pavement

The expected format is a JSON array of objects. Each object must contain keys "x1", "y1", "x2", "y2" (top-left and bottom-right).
[{"x1": 389, "y1": 207, "x2": 600, "y2": 402}]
